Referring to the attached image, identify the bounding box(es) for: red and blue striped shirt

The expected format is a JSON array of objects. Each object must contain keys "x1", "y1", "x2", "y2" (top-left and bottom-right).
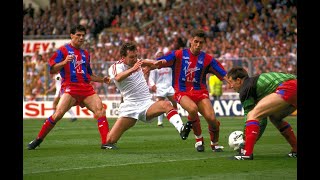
[
  {"x1": 49, "y1": 43, "x2": 92, "y2": 85},
  {"x1": 158, "y1": 49, "x2": 226, "y2": 92}
]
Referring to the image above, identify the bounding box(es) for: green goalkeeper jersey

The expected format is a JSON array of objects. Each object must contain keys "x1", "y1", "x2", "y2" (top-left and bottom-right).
[
  {"x1": 240, "y1": 72, "x2": 296, "y2": 116},
  {"x1": 239, "y1": 72, "x2": 296, "y2": 140}
]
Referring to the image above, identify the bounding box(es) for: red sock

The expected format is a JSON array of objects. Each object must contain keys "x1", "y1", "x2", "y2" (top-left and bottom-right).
[
  {"x1": 208, "y1": 120, "x2": 220, "y2": 143},
  {"x1": 37, "y1": 116, "x2": 56, "y2": 140},
  {"x1": 188, "y1": 115, "x2": 202, "y2": 136},
  {"x1": 97, "y1": 116, "x2": 109, "y2": 145},
  {"x1": 279, "y1": 122, "x2": 297, "y2": 152},
  {"x1": 244, "y1": 120, "x2": 260, "y2": 156},
  {"x1": 167, "y1": 109, "x2": 178, "y2": 119}
]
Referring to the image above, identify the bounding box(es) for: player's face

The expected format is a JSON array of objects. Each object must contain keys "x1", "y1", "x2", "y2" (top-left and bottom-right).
[
  {"x1": 70, "y1": 31, "x2": 85, "y2": 48},
  {"x1": 190, "y1": 36, "x2": 205, "y2": 55},
  {"x1": 227, "y1": 76, "x2": 242, "y2": 92},
  {"x1": 124, "y1": 50, "x2": 138, "y2": 67}
]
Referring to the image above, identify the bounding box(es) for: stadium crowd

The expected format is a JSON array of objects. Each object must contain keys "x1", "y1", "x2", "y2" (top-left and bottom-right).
[{"x1": 23, "y1": 0, "x2": 297, "y2": 99}]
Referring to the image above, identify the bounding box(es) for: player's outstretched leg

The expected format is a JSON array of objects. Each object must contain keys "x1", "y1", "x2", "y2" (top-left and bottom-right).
[{"x1": 27, "y1": 116, "x2": 57, "y2": 150}]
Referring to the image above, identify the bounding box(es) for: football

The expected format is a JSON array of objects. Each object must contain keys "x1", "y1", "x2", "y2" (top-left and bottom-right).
[{"x1": 228, "y1": 130, "x2": 244, "y2": 151}]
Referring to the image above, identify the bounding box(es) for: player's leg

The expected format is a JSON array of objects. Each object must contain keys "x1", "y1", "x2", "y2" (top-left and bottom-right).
[
  {"x1": 146, "y1": 100, "x2": 184, "y2": 137},
  {"x1": 238, "y1": 93, "x2": 292, "y2": 159},
  {"x1": 83, "y1": 93, "x2": 109, "y2": 148},
  {"x1": 198, "y1": 98, "x2": 223, "y2": 152},
  {"x1": 52, "y1": 97, "x2": 60, "y2": 112},
  {"x1": 239, "y1": 79, "x2": 297, "y2": 158},
  {"x1": 178, "y1": 95, "x2": 200, "y2": 140},
  {"x1": 155, "y1": 96, "x2": 166, "y2": 127},
  {"x1": 167, "y1": 95, "x2": 178, "y2": 109},
  {"x1": 269, "y1": 105, "x2": 297, "y2": 157},
  {"x1": 105, "y1": 117, "x2": 137, "y2": 149},
  {"x1": 27, "y1": 93, "x2": 76, "y2": 150}
]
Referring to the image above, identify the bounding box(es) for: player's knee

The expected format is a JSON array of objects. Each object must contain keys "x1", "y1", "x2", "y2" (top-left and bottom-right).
[
  {"x1": 247, "y1": 110, "x2": 261, "y2": 120},
  {"x1": 162, "y1": 101, "x2": 174, "y2": 110},
  {"x1": 188, "y1": 105, "x2": 198, "y2": 117},
  {"x1": 94, "y1": 108, "x2": 106, "y2": 118}
]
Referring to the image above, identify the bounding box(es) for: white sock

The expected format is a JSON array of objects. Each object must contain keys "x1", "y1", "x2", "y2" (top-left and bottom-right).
[
  {"x1": 68, "y1": 109, "x2": 76, "y2": 118},
  {"x1": 168, "y1": 114, "x2": 184, "y2": 133},
  {"x1": 158, "y1": 114, "x2": 164, "y2": 125}
]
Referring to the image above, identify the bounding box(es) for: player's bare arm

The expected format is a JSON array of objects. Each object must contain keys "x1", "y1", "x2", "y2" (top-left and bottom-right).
[
  {"x1": 153, "y1": 59, "x2": 167, "y2": 69},
  {"x1": 50, "y1": 55, "x2": 74, "y2": 74},
  {"x1": 140, "y1": 59, "x2": 160, "y2": 70},
  {"x1": 114, "y1": 60, "x2": 143, "y2": 82},
  {"x1": 90, "y1": 74, "x2": 111, "y2": 84}
]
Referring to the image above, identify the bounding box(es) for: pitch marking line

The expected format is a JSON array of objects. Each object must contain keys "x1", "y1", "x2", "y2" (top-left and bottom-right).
[
  {"x1": 24, "y1": 155, "x2": 227, "y2": 175},
  {"x1": 24, "y1": 153, "x2": 287, "y2": 175}
]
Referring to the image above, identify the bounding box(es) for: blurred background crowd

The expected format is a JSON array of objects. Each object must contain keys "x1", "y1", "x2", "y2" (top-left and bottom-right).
[{"x1": 23, "y1": 0, "x2": 297, "y2": 101}]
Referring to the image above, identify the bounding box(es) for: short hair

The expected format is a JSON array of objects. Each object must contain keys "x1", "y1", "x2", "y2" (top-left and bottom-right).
[
  {"x1": 227, "y1": 67, "x2": 249, "y2": 80},
  {"x1": 70, "y1": 25, "x2": 86, "y2": 35},
  {"x1": 191, "y1": 29, "x2": 206, "y2": 39},
  {"x1": 120, "y1": 42, "x2": 137, "y2": 57},
  {"x1": 155, "y1": 51, "x2": 164, "y2": 58}
]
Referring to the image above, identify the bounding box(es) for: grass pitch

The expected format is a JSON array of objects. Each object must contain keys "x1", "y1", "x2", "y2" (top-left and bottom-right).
[{"x1": 23, "y1": 116, "x2": 297, "y2": 180}]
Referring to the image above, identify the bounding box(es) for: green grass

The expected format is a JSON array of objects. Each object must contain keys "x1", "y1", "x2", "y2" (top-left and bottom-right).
[{"x1": 23, "y1": 116, "x2": 297, "y2": 180}]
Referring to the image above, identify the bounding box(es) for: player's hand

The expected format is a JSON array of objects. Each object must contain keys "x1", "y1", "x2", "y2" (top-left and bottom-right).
[
  {"x1": 103, "y1": 76, "x2": 111, "y2": 84},
  {"x1": 64, "y1": 54, "x2": 74, "y2": 65},
  {"x1": 151, "y1": 85, "x2": 157, "y2": 92},
  {"x1": 153, "y1": 59, "x2": 166, "y2": 68},
  {"x1": 131, "y1": 60, "x2": 143, "y2": 73}
]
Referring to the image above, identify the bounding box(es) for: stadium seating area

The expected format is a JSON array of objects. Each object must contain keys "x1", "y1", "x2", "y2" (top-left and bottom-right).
[{"x1": 23, "y1": 0, "x2": 297, "y2": 100}]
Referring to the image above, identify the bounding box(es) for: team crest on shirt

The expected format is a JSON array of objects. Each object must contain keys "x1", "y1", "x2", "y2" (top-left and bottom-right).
[
  {"x1": 184, "y1": 62, "x2": 200, "y2": 83},
  {"x1": 71, "y1": 55, "x2": 85, "y2": 74}
]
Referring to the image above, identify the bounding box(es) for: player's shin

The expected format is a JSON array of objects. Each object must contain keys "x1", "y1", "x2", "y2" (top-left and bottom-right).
[
  {"x1": 279, "y1": 121, "x2": 297, "y2": 152},
  {"x1": 37, "y1": 116, "x2": 56, "y2": 140},
  {"x1": 97, "y1": 116, "x2": 109, "y2": 145},
  {"x1": 188, "y1": 115, "x2": 202, "y2": 136},
  {"x1": 208, "y1": 120, "x2": 220, "y2": 144},
  {"x1": 243, "y1": 120, "x2": 260, "y2": 156}
]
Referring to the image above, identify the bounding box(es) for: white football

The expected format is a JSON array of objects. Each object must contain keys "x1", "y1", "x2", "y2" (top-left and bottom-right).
[{"x1": 228, "y1": 130, "x2": 244, "y2": 151}]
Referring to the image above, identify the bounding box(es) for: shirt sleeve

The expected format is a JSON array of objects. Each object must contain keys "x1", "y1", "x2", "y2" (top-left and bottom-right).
[
  {"x1": 108, "y1": 63, "x2": 125, "y2": 80},
  {"x1": 48, "y1": 49, "x2": 64, "y2": 68}
]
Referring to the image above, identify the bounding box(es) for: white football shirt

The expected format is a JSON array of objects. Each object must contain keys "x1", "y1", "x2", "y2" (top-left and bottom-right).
[
  {"x1": 149, "y1": 67, "x2": 173, "y2": 88},
  {"x1": 108, "y1": 60, "x2": 152, "y2": 102}
]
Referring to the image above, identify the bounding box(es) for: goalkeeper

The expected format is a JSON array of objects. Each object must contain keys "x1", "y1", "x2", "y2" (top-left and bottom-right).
[{"x1": 226, "y1": 67, "x2": 297, "y2": 160}]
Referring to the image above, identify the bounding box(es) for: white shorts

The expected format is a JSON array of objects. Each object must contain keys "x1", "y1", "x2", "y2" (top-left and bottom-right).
[
  {"x1": 118, "y1": 99, "x2": 156, "y2": 123},
  {"x1": 156, "y1": 86, "x2": 175, "y2": 98}
]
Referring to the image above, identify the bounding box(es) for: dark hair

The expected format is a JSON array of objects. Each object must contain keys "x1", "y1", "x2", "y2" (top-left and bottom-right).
[
  {"x1": 120, "y1": 42, "x2": 137, "y2": 57},
  {"x1": 191, "y1": 29, "x2": 206, "y2": 39},
  {"x1": 70, "y1": 25, "x2": 86, "y2": 35},
  {"x1": 227, "y1": 67, "x2": 249, "y2": 80}
]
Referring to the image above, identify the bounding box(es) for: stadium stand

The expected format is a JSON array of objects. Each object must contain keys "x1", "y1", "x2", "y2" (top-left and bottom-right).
[{"x1": 23, "y1": 0, "x2": 297, "y2": 101}]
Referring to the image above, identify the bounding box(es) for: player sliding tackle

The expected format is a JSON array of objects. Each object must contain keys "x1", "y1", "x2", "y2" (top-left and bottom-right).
[{"x1": 103, "y1": 41, "x2": 188, "y2": 149}]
